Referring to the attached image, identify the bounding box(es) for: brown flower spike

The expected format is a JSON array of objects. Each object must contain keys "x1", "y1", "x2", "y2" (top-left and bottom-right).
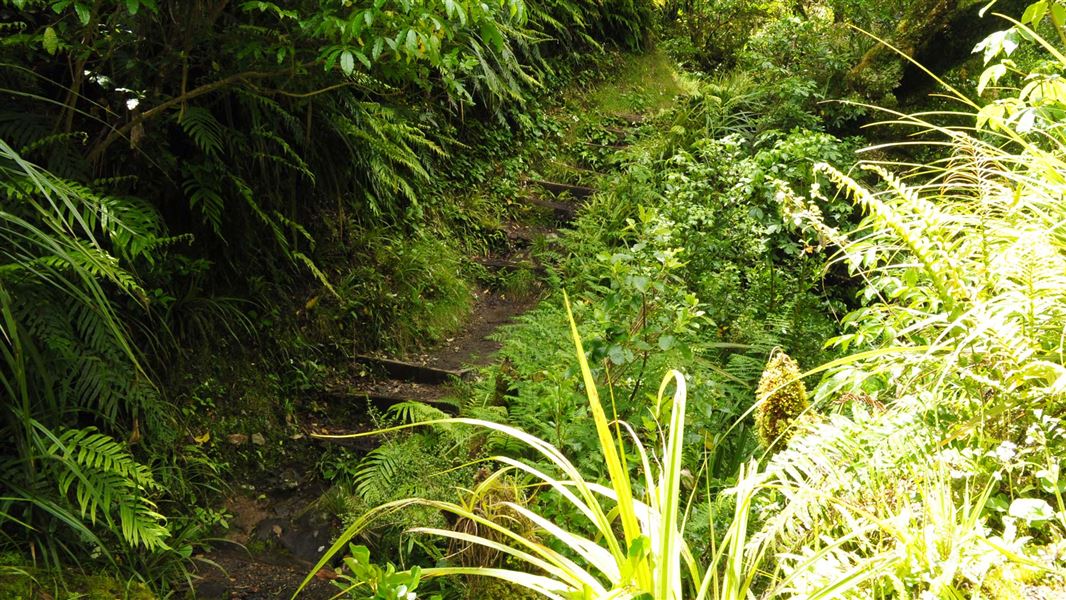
[{"x1": 755, "y1": 350, "x2": 809, "y2": 451}]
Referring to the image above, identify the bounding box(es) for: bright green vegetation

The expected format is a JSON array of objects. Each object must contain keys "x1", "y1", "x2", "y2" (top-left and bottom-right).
[{"x1": 3, "y1": 0, "x2": 1066, "y2": 598}]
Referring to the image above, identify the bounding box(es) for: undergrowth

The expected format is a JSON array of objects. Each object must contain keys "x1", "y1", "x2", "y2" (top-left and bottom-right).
[
  {"x1": 321, "y1": 2, "x2": 1066, "y2": 600},
  {"x1": 330, "y1": 41, "x2": 854, "y2": 597}
]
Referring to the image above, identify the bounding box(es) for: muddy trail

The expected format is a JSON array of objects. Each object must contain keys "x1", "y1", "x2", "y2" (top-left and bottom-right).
[{"x1": 189, "y1": 105, "x2": 649, "y2": 600}]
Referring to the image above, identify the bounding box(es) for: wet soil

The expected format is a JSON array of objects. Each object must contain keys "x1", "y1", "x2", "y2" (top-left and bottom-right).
[
  {"x1": 190, "y1": 276, "x2": 548, "y2": 600},
  {"x1": 400, "y1": 289, "x2": 541, "y2": 372}
]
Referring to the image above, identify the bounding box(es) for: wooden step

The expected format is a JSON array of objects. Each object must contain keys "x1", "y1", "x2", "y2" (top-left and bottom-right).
[
  {"x1": 343, "y1": 390, "x2": 458, "y2": 415},
  {"x1": 506, "y1": 228, "x2": 559, "y2": 247},
  {"x1": 320, "y1": 380, "x2": 459, "y2": 413},
  {"x1": 505, "y1": 228, "x2": 542, "y2": 244},
  {"x1": 521, "y1": 195, "x2": 579, "y2": 220},
  {"x1": 474, "y1": 255, "x2": 546, "y2": 273},
  {"x1": 530, "y1": 179, "x2": 598, "y2": 199},
  {"x1": 355, "y1": 355, "x2": 473, "y2": 384},
  {"x1": 548, "y1": 158, "x2": 601, "y2": 175}
]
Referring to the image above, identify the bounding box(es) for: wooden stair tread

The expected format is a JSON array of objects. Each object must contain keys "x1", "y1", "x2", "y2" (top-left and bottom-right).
[
  {"x1": 579, "y1": 140, "x2": 629, "y2": 150},
  {"x1": 529, "y1": 179, "x2": 598, "y2": 199},
  {"x1": 355, "y1": 355, "x2": 473, "y2": 384},
  {"x1": 320, "y1": 379, "x2": 458, "y2": 413},
  {"x1": 473, "y1": 255, "x2": 545, "y2": 273},
  {"x1": 505, "y1": 228, "x2": 555, "y2": 243}
]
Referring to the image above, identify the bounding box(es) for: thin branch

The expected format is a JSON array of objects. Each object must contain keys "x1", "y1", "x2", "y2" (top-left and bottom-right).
[
  {"x1": 86, "y1": 66, "x2": 306, "y2": 163},
  {"x1": 245, "y1": 80, "x2": 397, "y2": 99}
]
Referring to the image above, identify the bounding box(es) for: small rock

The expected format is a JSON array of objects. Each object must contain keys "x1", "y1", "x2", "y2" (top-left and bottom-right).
[
  {"x1": 226, "y1": 433, "x2": 248, "y2": 445},
  {"x1": 251, "y1": 433, "x2": 266, "y2": 446}
]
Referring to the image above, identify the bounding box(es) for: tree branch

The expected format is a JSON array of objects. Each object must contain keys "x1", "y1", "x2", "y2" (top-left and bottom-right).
[{"x1": 87, "y1": 66, "x2": 301, "y2": 164}]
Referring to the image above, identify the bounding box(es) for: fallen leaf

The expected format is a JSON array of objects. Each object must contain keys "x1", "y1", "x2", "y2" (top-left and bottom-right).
[{"x1": 315, "y1": 567, "x2": 339, "y2": 580}]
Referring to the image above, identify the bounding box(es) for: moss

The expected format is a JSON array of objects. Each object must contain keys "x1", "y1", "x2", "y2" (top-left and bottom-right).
[
  {"x1": 0, "y1": 571, "x2": 154, "y2": 600},
  {"x1": 754, "y1": 350, "x2": 809, "y2": 451},
  {"x1": 469, "y1": 577, "x2": 543, "y2": 599},
  {"x1": 0, "y1": 573, "x2": 34, "y2": 600},
  {"x1": 588, "y1": 48, "x2": 691, "y2": 116}
]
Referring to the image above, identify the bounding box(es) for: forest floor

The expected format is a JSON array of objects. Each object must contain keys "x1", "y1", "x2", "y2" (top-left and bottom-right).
[{"x1": 189, "y1": 49, "x2": 686, "y2": 599}]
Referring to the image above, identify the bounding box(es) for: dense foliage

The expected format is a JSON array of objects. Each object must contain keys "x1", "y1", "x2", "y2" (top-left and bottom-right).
[
  {"x1": 0, "y1": 0, "x2": 655, "y2": 590},
  {"x1": 5, "y1": 0, "x2": 1066, "y2": 597},
  {"x1": 314, "y1": 1, "x2": 1066, "y2": 599}
]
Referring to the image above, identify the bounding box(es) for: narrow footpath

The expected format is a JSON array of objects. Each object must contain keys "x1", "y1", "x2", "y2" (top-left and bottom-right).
[{"x1": 190, "y1": 51, "x2": 680, "y2": 599}]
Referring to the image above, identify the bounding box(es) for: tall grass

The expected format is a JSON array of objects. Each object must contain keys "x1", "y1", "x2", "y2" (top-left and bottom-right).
[{"x1": 302, "y1": 294, "x2": 893, "y2": 599}]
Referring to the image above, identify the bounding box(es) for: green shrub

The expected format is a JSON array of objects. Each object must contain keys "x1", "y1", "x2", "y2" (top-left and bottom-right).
[{"x1": 316, "y1": 233, "x2": 473, "y2": 353}]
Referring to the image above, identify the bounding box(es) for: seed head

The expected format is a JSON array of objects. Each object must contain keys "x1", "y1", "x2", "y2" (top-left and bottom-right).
[{"x1": 755, "y1": 350, "x2": 809, "y2": 451}]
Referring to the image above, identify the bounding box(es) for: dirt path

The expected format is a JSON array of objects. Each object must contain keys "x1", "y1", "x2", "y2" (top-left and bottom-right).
[
  {"x1": 191, "y1": 194, "x2": 571, "y2": 600},
  {"x1": 188, "y1": 51, "x2": 678, "y2": 598},
  {"x1": 189, "y1": 285, "x2": 544, "y2": 599}
]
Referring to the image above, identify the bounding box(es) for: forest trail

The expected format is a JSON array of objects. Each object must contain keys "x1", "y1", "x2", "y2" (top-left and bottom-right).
[
  {"x1": 18, "y1": 2, "x2": 1066, "y2": 598},
  {"x1": 190, "y1": 51, "x2": 682, "y2": 599}
]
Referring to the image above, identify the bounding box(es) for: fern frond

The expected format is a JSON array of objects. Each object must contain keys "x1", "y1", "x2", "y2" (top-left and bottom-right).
[
  {"x1": 20, "y1": 131, "x2": 87, "y2": 156},
  {"x1": 181, "y1": 164, "x2": 225, "y2": 235},
  {"x1": 353, "y1": 443, "x2": 408, "y2": 505},
  {"x1": 816, "y1": 162, "x2": 963, "y2": 310},
  {"x1": 235, "y1": 88, "x2": 304, "y2": 137},
  {"x1": 179, "y1": 107, "x2": 224, "y2": 157},
  {"x1": 388, "y1": 401, "x2": 451, "y2": 424},
  {"x1": 252, "y1": 126, "x2": 315, "y2": 182},
  {"x1": 44, "y1": 426, "x2": 169, "y2": 551}
]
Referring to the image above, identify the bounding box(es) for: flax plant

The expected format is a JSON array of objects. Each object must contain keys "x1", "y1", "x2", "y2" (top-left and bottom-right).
[{"x1": 300, "y1": 294, "x2": 886, "y2": 599}]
